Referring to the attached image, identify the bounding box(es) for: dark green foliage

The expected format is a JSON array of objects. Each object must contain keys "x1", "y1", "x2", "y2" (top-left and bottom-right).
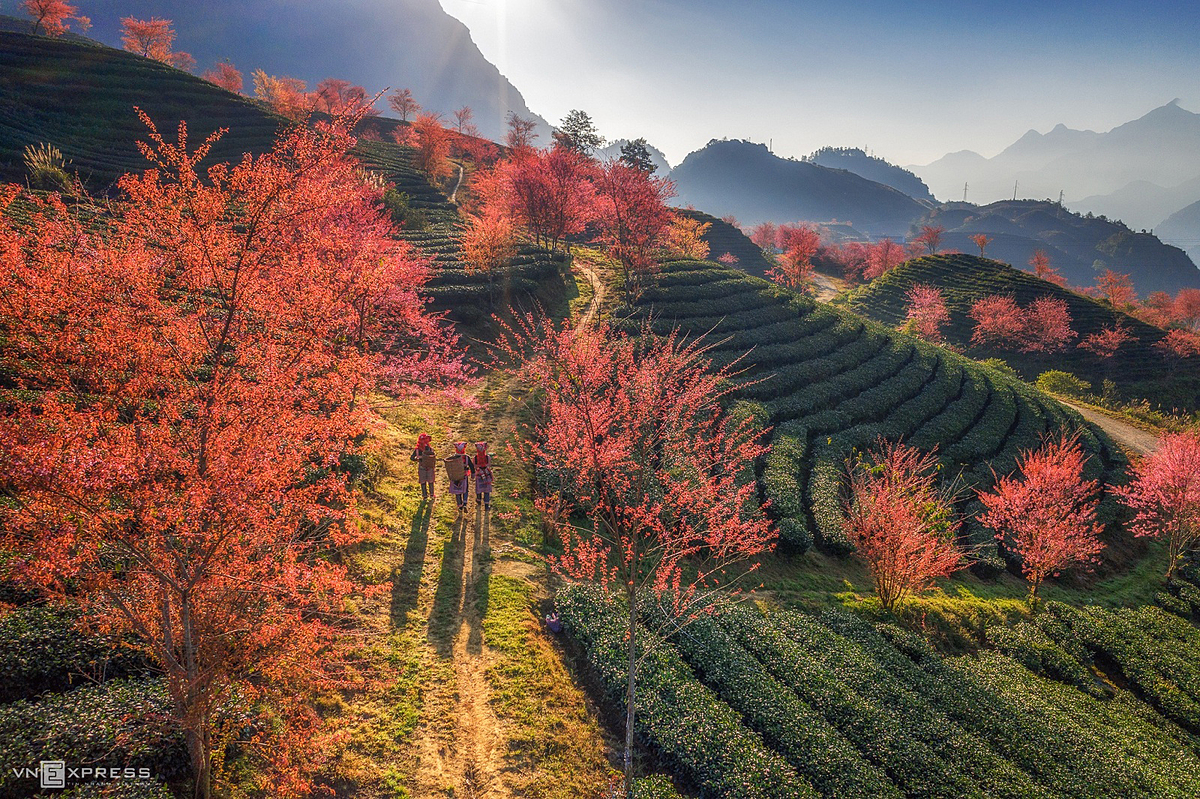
[
  {"x1": 564, "y1": 587, "x2": 1200, "y2": 799},
  {"x1": 0, "y1": 680, "x2": 188, "y2": 798},
  {"x1": 621, "y1": 259, "x2": 1118, "y2": 560},
  {"x1": 0, "y1": 31, "x2": 282, "y2": 192},
  {"x1": 556, "y1": 586, "x2": 816, "y2": 799},
  {"x1": 0, "y1": 605, "x2": 146, "y2": 703}
]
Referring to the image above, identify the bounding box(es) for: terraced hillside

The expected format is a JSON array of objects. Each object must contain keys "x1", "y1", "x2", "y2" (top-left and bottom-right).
[
  {"x1": 0, "y1": 29, "x2": 565, "y2": 331},
  {"x1": 0, "y1": 30, "x2": 284, "y2": 189},
  {"x1": 840, "y1": 254, "x2": 1195, "y2": 407},
  {"x1": 677, "y1": 209, "x2": 775, "y2": 278},
  {"x1": 560, "y1": 582, "x2": 1200, "y2": 799},
  {"x1": 619, "y1": 260, "x2": 1124, "y2": 573}
]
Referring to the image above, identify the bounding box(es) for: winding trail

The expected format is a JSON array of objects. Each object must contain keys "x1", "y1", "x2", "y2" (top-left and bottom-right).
[
  {"x1": 1061, "y1": 399, "x2": 1160, "y2": 456},
  {"x1": 573, "y1": 259, "x2": 605, "y2": 332},
  {"x1": 448, "y1": 162, "x2": 466, "y2": 203}
]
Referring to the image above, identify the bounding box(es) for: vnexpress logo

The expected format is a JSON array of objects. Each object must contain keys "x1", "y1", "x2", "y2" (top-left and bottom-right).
[
  {"x1": 9, "y1": 760, "x2": 154, "y2": 788},
  {"x1": 40, "y1": 760, "x2": 66, "y2": 789}
]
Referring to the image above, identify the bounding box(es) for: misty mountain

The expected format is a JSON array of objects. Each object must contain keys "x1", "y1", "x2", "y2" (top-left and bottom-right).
[
  {"x1": 1077, "y1": 174, "x2": 1200, "y2": 233},
  {"x1": 80, "y1": 0, "x2": 550, "y2": 143},
  {"x1": 911, "y1": 101, "x2": 1200, "y2": 222},
  {"x1": 593, "y1": 139, "x2": 672, "y2": 175},
  {"x1": 671, "y1": 139, "x2": 927, "y2": 237},
  {"x1": 805, "y1": 147, "x2": 935, "y2": 203},
  {"x1": 921, "y1": 200, "x2": 1200, "y2": 296},
  {"x1": 1157, "y1": 200, "x2": 1200, "y2": 267}
]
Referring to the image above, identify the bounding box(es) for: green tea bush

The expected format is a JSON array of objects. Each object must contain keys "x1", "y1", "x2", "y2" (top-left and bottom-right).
[{"x1": 0, "y1": 680, "x2": 188, "y2": 797}]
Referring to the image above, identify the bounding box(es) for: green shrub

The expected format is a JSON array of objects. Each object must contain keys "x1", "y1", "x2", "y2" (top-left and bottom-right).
[
  {"x1": 0, "y1": 605, "x2": 146, "y2": 703},
  {"x1": 1036, "y1": 370, "x2": 1092, "y2": 398},
  {"x1": 978, "y1": 358, "x2": 1020, "y2": 380},
  {"x1": 556, "y1": 586, "x2": 814, "y2": 799},
  {"x1": 0, "y1": 680, "x2": 188, "y2": 797}
]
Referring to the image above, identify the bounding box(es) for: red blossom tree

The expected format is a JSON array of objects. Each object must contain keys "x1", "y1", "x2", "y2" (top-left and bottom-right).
[
  {"x1": 843, "y1": 440, "x2": 966, "y2": 611},
  {"x1": 1156, "y1": 329, "x2": 1200, "y2": 363},
  {"x1": 452, "y1": 105, "x2": 477, "y2": 135},
  {"x1": 592, "y1": 161, "x2": 676, "y2": 297},
  {"x1": 748, "y1": 221, "x2": 779, "y2": 251},
  {"x1": 863, "y1": 238, "x2": 906, "y2": 280},
  {"x1": 717, "y1": 251, "x2": 739, "y2": 266},
  {"x1": 970, "y1": 233, "x2": 993, "y2": 257},
  {"x1": 0, "y1": 116, "x2": 458, "y2": 798},
  {"x1": 120, "y1": 16, "x2": 193, "y2": 70},
  {"x1": 475, "y1": 145, "x2": 596, "y2": 254},
  {"x1": 903, "y1": 284, "x2": 950, "y2": 343},
  {"x1": 1175, "y1": 288, "x2": 1200, "y2": 332},
  {"x1": 460, "y1": 210, "x2": 518, "y2": 306},
  {"x1": 201, "y1": 62, "x2": 243, "y2": 94},
  {"x1": 970, "y1": 294, "x2": 1026, "y2": 349},
  {"x1": 251, "y1": 70, "x2": 313, "y2": 119},
  {"x1": 1030, "y1": 249, "x2": 1067, "y2": 286},
  {"x1": 314, "y1": 78, "x2": 378, "y2": 117},
  {"x1": 21, "y1": 0, "x2": 79, "y2": 36},
  {"x1": 398, "y1": 112, "x2": 455, "y2": 184},
  {"x1": 978, "y1": 435, "x2": 1104, "y2": 604},
  {"x1": 911, "y1": 224, "x2": 945, "y2": 255},
  {"x1": 1092, "y1": 269, "x2": 1138, "y2": 308},
  {"x1": 387, "y1": 88, "x2": 420, "y2": 121},
  {"x1": 1115, "y1": 432, "x2": 1200, "y2": 579},
  {"x1": 503, "y1": 318, "x2": 774, "y2": 792},
  {"x1": 767, "y1": 224, "x2": 820, "y2": 292},
  {"x1": 1078, "y1": 323, "x2": 1132, "y2": 359},
  {"x1": 1022, "y1": 296, "x2": 1076, "y2": 353},
  {"x1": 823, "y1": 240, "x2": 871, "y2": 283}
]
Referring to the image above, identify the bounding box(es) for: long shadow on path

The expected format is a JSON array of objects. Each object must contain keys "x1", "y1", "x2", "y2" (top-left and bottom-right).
[{"x1": 391, "y1": 499, "x2": 433, "y2": 628}]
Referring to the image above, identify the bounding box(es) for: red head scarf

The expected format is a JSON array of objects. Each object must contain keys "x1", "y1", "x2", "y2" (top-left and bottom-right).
[
  {"x1": 474, "y1": 441, "x2": 489, "y2": 467},
  {"x1": 454, "y1": 441, "x2": 467, "y2": 455},
  {"x1": 418, "y1": 433, "x2": 431, "y2": 449}
]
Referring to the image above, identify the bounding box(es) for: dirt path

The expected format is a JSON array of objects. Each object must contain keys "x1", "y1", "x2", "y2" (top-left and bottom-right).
[
  {"x1": 448, "y1": 162, "x2": 466, "y2": 203},
  {"x1": 1062, "y1": 400, "x2": 1160, "y2": 456},
  {"x1": 359, "y1": 267, "x2": 612, "y2": 798},
  {"x1": 572, "y1": 257, "x2": 605, "y2": 331},
  {"x1": 811, "y1": 270, "x2": 847, "y2": 303}
]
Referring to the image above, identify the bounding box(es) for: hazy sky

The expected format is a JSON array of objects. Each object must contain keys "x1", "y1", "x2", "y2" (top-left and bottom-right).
[{"x1": 439, "y1": 0, "x2": 1200, "y2": 167}]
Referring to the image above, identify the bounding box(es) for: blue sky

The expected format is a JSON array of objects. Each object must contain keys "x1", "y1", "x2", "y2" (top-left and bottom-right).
[{"x1": 439, "y1": 0, "x2": 1200, "y2": 166}]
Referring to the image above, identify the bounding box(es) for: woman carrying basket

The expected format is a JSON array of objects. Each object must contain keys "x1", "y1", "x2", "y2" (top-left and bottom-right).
[
  {"x1": 445, "y1": 441, "x2": 475, "y2": 515},
  {"x1": 410, "y1": 433, "x2": 437, "y2": 500},
  {"x1": 473, "y1": 441, "x2": 494, "y2": 511}
]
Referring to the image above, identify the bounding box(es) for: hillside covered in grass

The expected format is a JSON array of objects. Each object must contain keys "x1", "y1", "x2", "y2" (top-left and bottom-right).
[
  {"x1": 617, "y1": 259, "x2": 1125, "y2": 575},
  {"x1": 917, "y1": 201, "x2": 1200, "y2": 296},
  {"x1": 840, "y1": 254, "x2": 1198, "y2": 409}
]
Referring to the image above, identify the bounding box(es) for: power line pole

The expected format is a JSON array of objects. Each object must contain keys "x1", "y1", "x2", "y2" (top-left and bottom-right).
[
  {"x1": 1013, "y1": 180, "x2": 1019, "y2": 201},
  {"x1": 963, "y1": 182, "x2": 969, "y2": 202}
]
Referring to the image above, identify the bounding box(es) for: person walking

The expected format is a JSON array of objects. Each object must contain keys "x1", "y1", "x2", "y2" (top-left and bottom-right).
[
  {"x1": 410, "y1": 433, "x2": 437, "y2": 500},
  {"x1": 472, "y1": 441, "x2": 494, "y2": 511},
  {"x1": 445, "y1": 441, "x2": 474, "y2": 515}
]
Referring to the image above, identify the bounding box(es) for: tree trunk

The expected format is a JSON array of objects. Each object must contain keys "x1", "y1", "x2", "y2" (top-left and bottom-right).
[{"x1": 623, "y1": 582, "x2": 637, "y2": 798}]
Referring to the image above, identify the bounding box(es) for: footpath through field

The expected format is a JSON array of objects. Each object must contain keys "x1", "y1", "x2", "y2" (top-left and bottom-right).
[
  {"x1": 1060, "y1": 400, "x2": 1160, "y2": 456},
  {"x1": 333, "y1": 259, "x2": 613, "y2": 797}
]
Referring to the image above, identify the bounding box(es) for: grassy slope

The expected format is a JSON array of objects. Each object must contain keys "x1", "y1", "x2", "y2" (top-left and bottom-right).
[
  {"x1": 618, "y1": 259, "x2": 1127, "y2": 575},
  {"x1": 839, "y1": 254, "x2": 1186, "y2": 398}
]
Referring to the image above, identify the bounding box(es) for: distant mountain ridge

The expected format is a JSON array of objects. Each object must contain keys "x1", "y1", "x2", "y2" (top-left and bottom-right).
[
  {"x1": 805, "y1": 146, "x2": 935, "y2": 203},
  {"x1": 911, "y1": 101, "x2": 1200, "y2": 228},
  {"x1": 671, "y1": 139, "x2": 927, "y2": 237},
  {"x1": 80, "y1": 0, "x2": 551, "y2": 143},
  {"x1": 918, "y1": 200, "x2": 1200, "y2": 296}
]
